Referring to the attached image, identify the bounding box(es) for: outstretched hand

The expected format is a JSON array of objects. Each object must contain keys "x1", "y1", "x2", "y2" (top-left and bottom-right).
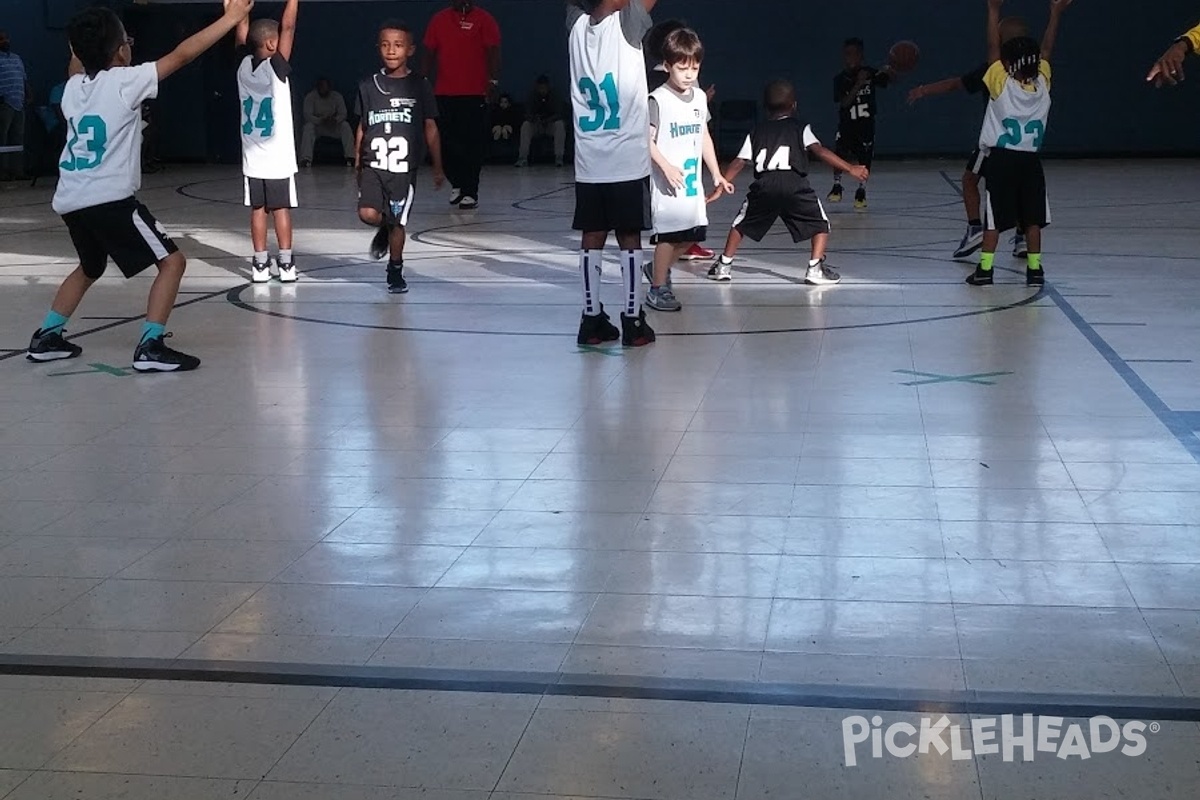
[
  {"x1": 849, "y1": 165, "x2": 869, "y2": 183},
  {"x1": 224, "y1": 0, "x2": 255, "y2": 21},
  {"x1": 1148, "y1": 41, "x2": 1188, "y2": 87},
  {"x1": 906, "y1": 85, "x2": 925, "y2": 105}
]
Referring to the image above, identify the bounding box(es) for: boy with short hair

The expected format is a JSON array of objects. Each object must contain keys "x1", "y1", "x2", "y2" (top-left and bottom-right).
[
  {"x1": 355, "y1": 19, "x2": 444, "y2": 294},
  {"x1": 643, "y1": 26, "x2": 731, "y2": 312},
  {"x1": 907, "y1": 17, "x2": 1030, "y2": 260},
  {"x1": 829, "y1": 37, "x2": 893, "y2": 210},
  {"x1": 26, "y1": 0, "x2": 255, "y2": 371},
  {"x1": 566, "y1": 0, "x2": 659, "y2": 347},
  {"x1": 236, "y1": 0, "x2": 299, "y2": 283},
  {"x1": 966, "y1": 0, "x2": 1071, "y2": 288},
  {"x1": 707, "y1": 80, "x2": 867, "y2": 286}
]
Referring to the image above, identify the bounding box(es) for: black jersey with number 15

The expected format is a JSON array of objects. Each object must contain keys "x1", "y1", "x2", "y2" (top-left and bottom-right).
[{"x1": 356, "y1": 72, "x2": 439, "y2": 174}]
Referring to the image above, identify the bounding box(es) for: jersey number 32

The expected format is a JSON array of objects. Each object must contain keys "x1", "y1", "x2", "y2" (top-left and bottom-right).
[{"x1": 368, "y1": 136, "x2": 410, "y2": 173}]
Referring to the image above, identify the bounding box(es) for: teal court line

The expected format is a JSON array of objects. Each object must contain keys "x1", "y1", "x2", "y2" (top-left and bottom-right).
[
  {"x1": 47, "y1": 362, "x2": 132, "y2": 378},
  {"x1": 575, "y1": 346, "x2": 623, "y2": 357},
  {"x1": 894, "y1": 369, "x2": 1013, "y2": 386}
]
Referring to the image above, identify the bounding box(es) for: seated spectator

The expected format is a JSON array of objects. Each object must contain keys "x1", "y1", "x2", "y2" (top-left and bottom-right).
[
  {"x1": 299, "y1": 78, "x2": 353, "y2": 167},
  {"x1": 491, "y1": 93, "x2": 518, "y2": 142},
  {"x1": 516, "y1": 75, "x2": 564, "y2": 168}
]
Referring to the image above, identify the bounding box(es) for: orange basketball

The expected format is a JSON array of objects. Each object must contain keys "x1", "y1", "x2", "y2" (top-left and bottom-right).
[{"x1": 888, "y1": 40, "x2": 921, "y2": 73}]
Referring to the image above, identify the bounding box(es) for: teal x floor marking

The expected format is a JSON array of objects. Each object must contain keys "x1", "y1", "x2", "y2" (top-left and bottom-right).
[
  {"x1": 575, "y1": 346, "x2": 623, "y2": 357},
  {"x1": 894, "y1": 369, "x2": 1012, "y2": 386},
  {"x1": 47, "y1": 362, "x2": 132, "y2": 378}
]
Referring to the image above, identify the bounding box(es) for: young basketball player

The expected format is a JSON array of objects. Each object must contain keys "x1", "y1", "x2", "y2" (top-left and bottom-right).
[
  {"x1": 355, "y1": 20, "x2": 444, "y2": 294},
  {"x1": 236, "y1": 0, "x2": 299, "y2": 283},
  {"x1": 707, "y1": 80, "x2": 867, "y2": 286},
  {"x1": 907, "y1": 17, "x2": 1030, "y2": 260},
  {"x1": 567, "y1": 0, "x2": 658, "y2": 347},
  {"x1": 967, "y1": 0, "x2": 1071, "y2": 288},
  {"x1": 643, "y1": 27, "x2": 732, "y2": 312},
  {"x1": 26, "y1": 1, "x2": 254, "y2": 371},
  {"x1": 829, "y1": 38, "x2": 893, "y2": 210}
]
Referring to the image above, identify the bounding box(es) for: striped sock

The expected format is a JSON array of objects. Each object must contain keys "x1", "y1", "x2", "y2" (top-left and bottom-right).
[
  {"x1": 41, "y1": 310, "x2": 69, "y2": 335},
  {"x1": 979, "y1": 252, "x2": 996, "y2": 272},
  {"x1": 1027, "y1": 253, "x2": 1042, "y2": 271},
  {"x1": 621, "y1": 250, "x2": 640, "y2": 317},
  {"x1": 579, "y1": 249, "x2": 602, "y2": 316}
]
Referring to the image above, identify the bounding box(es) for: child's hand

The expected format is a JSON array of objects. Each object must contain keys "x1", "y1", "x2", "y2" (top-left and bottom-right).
[
  {"x1": 224, "y1": 0, "x2": 255, "y2": 21},
  {"x1": 714, "y1": 177, "x2": 735, "y2": 196},
  {"x1": 705, "y1": 85, "x2": 717, "y2": 103},
  {"x1": 906, "y1": 85, "x2": 926, "y2": 104},
  {"x1": 432, "y1": 167, "x2": 445, "y2": 189},
  {"x1": 661, "y1": 163, "x2": 686, "y2": 192},
  {"x1": 849, "y1": 165, "x2": 869, "y2": 183},
  {"x1": 1049, "y1": 0, "x2": 1072, "y2": 12}
]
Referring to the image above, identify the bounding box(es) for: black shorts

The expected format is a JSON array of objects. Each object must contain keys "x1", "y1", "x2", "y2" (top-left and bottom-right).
[
  {"x1": 966, "y1": 148, "x2": 988, "y2": 176},
  {"x1": 244, "y1": 176, "x2": 298, "y2": 211},
  {"x1": 733, "y1": 183, "x2": 830, "y2": 243},
  {"x1": 983, "y1": 148, "x2": 1050, "y2": 233},
  {"x1": 358, "y1": 169, "x2": 416, "y2": 226},
  {"x1": 651, "y1": 226, "x2": 707, "y2": 245},
  {"x1": 62, "y1": 197, "x2": 179, "y2": 280},
  {"x1": 572, "y1": 178, "x2": 652, "y2": 233},
  {"x1": 835, "y1": 126, "x2": 876, "y2": 169}
]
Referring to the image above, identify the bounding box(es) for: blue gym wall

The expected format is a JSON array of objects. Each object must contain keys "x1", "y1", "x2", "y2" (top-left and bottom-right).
[{"x1": 8, "y1": 0, "x2": 1200, "y2": 160}]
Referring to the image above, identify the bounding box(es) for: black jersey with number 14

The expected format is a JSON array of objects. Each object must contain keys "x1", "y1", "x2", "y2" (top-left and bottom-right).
[{"x1": 356, "y1": 72, "x2": 438, "y2": 175}]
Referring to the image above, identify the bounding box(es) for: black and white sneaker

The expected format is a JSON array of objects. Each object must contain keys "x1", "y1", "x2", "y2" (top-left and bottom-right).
[
  {"x1": 251, "y1": 258, "x2": 272, "y2": 283},
  {"x1": 277, "y1": 260, "x2": 297, "y2": 283},
  {"x1": 1026, "y1": 268, "x2": 1045, "y2": 287},
  {"x1": 707, "y1": 257, "x2": 733, "y2": 282},
  {"x1": 387, "y1": 262, "x2": 408, "y2": 294},
  {"x1": 448, "y1": 188, "x2": 463, "y2": 206},
  {"x1": 27, "y1": 328, "x2": 82, "y2": 362},
  {"x1": 804, "y1": 258, "x2": 841, "y2": 286},
  {"x1": 369, "y1": 225, "x2": 391, "y2": 261},
  {"x1": 965, "y1": 268, "x2": 994, "y2": 286},
  {"x1": 953, "y1": 225, "x2": 984, "y2": 259},
  {"x1": 133, "y1": 333, "x2": 200, "y2": 372},
  {"x1": 459, "y1": 195, "x2": 478, "y2": 210},
  {"x1": 577, "y1": 306, "x2": 621, "y2": 345}
]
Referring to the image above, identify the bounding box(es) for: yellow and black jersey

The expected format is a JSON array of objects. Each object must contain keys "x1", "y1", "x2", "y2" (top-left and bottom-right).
[{"x1": 978, "y1": 60, "x2": 1052, "y2": 153}]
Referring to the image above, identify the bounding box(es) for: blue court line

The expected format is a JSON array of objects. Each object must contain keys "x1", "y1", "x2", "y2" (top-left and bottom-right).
[
  {"x1": 1126, "y1": 359, "x2": 1192, "y2": 364},
  {"x1": 1176, "y1": 412, "x2": 1200, "y2": 431},
  {"x1": 1087, "y1": 321, "x2": 1148, "y2": 327},
  {"x1": 2, "y1": 655, "x2": 1200, "y2": 719},
  {"x1": 1043, "y1": 284, "x2": 1200, "y2": 465}
]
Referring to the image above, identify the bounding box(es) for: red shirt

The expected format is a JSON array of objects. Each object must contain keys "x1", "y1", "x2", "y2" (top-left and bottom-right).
[{"x1": 423, "y1": 6, "x2": 501, "y2": 97}]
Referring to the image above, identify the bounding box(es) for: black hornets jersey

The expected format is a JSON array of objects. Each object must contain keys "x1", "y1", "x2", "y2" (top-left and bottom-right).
[
  {"x1": 834, "y1": 67, "x2": 890, "y2": 129},
  {"x1": 356, "y1": 72, "x2": 438, "y2": 176},
  {"x1": 738, "y1": 117, "x2": 820, "y2": 187}
]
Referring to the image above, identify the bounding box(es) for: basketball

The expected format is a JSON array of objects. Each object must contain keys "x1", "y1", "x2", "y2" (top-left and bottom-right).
[{"x1": 888, "y1": 40, "x2": 921, "y2": 72}]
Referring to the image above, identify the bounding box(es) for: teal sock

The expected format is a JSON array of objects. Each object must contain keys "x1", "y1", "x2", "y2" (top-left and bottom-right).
[
  {"x1": 41, "y1": 310, "x2": 69, "y2": 335},
  {"x1": 141, "y1": 322, "x2": 166, "y2": 344}
]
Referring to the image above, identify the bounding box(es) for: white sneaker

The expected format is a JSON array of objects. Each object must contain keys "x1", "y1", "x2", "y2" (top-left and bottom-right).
[
  {"x1": 449, "y1": 187, "x2": 463, "y2": 205},
  {"x1": 278, "y1": 261, "x2": 297, "y2": 283},
  {"x1": 805, "y1": 259, "x2": 841, "y2": 286},
  {"x1": 953, "y1": 225, "x2": 985, "y2": 259},
  {"x1": 459, "y1": 195, "x2": 478, "y2": 210},
  {"x1": 1012, "y1": 233, "x2": 1029, "y2": 258},
  {"x1": 707, "y1": 258, "x2": 733, "y2": 282},
  {"x1": 251, "y1": 258, "x2": 271, "y2": 283}
]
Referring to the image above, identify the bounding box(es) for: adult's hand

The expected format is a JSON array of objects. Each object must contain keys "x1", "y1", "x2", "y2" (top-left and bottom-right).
[{"x1": 1148, "y1": 40, "x2": 1189, "y2": 86}]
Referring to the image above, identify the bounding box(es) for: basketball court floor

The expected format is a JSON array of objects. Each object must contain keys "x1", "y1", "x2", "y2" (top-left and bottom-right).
[{"x1": 0, "y1": 160, "x2": 1198, "y2": 798}]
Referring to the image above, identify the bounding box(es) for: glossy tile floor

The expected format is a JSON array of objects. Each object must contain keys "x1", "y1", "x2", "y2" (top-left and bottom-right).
[{"x1": 0, "y1": 161, "x2": 1198, "y2": 798}]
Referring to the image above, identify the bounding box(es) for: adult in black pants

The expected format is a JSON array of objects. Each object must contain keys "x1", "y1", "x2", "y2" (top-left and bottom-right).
[{"x1": 422, "y1": 1, "x2": 501, "y2": 210}]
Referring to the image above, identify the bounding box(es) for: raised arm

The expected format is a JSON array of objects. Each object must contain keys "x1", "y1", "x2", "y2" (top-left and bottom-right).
[
  {"x1": 810, "y1": 143, "x2": 868, "y2": 183},
  {"x1": 236, "y1": 17, "x2": 249, "y2": 48},
  {"x1": 907, "y1": 76, "x2": 968, "y2": 104},
  {"x1": 987, "y1": 0, "x2": 1004, "y2": 65},
  {"x1": 278, "y1": 0, "x2": 299, "y2": 61},
  {"x1": 158, "y1": 0, "x2": 254, "y2": 82},
  {"x1": 1041, "y1": 0, "x2": 1072, "y2": 64},
  {"x1": 68, "y1": 49, "x2": 84, "y2": 78}
]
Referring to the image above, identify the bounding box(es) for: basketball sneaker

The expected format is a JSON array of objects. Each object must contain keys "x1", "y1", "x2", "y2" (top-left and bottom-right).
[
  {"x1": 681, "y1": 244, "x2": 714, "y2": 261},
  {"x1": 26, "y1": 328, "x2": 82, "y2": 362},
  {"x1": 805, "y1": 258, "x2": 841, "y2": 286},
  {"x1": 953, "y1": 224, "x2": 984, "y2": 259},
  {"x1": 449, "y1": 187, "x2": 463, "y2": 205},
  {"x1": 621, "y1": 308, "x2": 656, "y2": 347},
  {"x1": 641, "y1": 260, "x2": 672, "y2": 289},
  {"x1": 965, "y1": 268, "x2": 994, "y2": 286},
  {"x1": 827, "y1": 183, "x2": 844, "y2": 203},
  {"x1": 133, "y1": 333, "x2": 200, "y2": 372},
  {"x1": 251, "y1": 257, "x2": 271, "y2": 283},
  {"x1": 707, "y1": 257, "x2": 733, "y2": 282},
  {"x1": 854, "y1": 187, "x2": 868, "y2": 210},
  {"x1": 577, "y1": 306, "x2": 620, "y2": 346},
  {"x1": 646, "y1": 285, "x2": 682, "y2": 312},
  {"x1": 1026, "y1": 267, "x2": 1045, "y2": 287},
  {"x1": 387, "y1": 262, "x2": 408, "y2": 294},
  {"x1": 459, "y1": 196, "x2": 478, "y2": 210},
  {"x1": 369, "y1": 225, "x2": 390, "y2": 261},
  {"x1": 278, "y1": 260, "x2": 297, "y2": 283},
  {"x1": 1012, "y1": 232, "x2": 1028, "y2": 258}
]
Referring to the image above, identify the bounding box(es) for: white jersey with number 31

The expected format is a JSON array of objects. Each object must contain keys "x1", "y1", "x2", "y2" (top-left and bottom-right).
[{"x1": 568, "y1": 7, "x2": 651, "y2": 184}]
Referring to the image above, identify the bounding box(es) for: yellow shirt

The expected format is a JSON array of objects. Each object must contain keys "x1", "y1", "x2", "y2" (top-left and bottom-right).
[
  {"x1": 983, "y1": 59, "x2": 1053, "y2": 99},
  {"x1": 1183, "y1": 22, "x2": 1200, "y2": 52}
]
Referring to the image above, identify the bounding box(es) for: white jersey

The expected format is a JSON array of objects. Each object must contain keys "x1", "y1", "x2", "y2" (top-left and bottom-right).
[
  {"x1": 649, "y1": 85, "x2": 709, "y2": 234},
  {"x1": 237, "y1": 54, "x2": 298, "y2": 179},
  {"x1": 53, "y1": 63, "x2": 158, "y2": 215},
  {"x1": 978, "y1": 60, "x2": 1052, "y2": 154},
  {"x1": 567, "y1": 2, "x2": 652, "y2": 183}
]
